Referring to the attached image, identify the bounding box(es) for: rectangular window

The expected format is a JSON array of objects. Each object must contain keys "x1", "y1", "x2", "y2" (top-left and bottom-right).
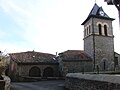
[
  {"x1": 98, "y1": 24, "x2": 102, "y2": 35},
  {"x1": 115, "y1": 57, "x2": 118, "y2": 66}
]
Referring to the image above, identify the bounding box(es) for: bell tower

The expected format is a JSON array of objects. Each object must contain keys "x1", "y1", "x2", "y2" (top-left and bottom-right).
[{"x1": 82, "y1": 4, "x2": 115, "y2": 71}]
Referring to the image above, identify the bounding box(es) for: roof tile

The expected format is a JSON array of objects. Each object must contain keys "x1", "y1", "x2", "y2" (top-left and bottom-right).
[
  {"x1": 59, "y1": 50, "x2": 92, "y2": 61},
  {"x1": 9, "y1": 51, "x2": 57, "y2": 63}
]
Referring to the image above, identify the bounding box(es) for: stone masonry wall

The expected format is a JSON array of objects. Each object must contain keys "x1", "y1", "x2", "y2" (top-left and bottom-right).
[
  {"x1": 18, "y1": 64, "x2": 59, "y2": 77},
  {"x1": 61, "y1": 61, "x2": 93, "y2": 77},
  {"x1": 65, "y1": 73, "x2": 120, "y2": 90}
]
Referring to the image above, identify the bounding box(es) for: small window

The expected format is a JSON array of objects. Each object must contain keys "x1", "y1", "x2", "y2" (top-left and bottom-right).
[
  {"x1": 103, "y1": 60, "x2": 106, "y2": 70},
  {"x1": 98, "y1": 24, "x2": 102, "y2": 35},
  {"x1": 87, "y1": 27, "x2": 89, "y2": 35},
  {"x1": 89, "y1": 25, "x2": 91, "y2": 34},
  {"x1": 104, "y1": 25, "x2": 108, "y2": 36},
  {"x1": 115, "y1": 57, "x2": 118, "y2": 66},
  {"x1": 84, "y1": 29, "x2": 86, "y2": 36}
]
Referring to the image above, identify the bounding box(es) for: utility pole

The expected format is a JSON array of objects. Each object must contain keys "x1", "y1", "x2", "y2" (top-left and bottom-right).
[{"x1": 104, "y1": 0, "x2": 120, "y2": 26}]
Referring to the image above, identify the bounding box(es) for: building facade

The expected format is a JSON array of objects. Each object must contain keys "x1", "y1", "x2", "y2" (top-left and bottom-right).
[
  {"x1": 82, "y1": 3, "x2": 115, "y2": 71},
  {"x1": 58, "y1": 50, "x2": 93, "y2": 76},
  {"x1": 9, "y1": 51, "x2": 59, "y2": 81},
  {"x1": 7, "y1": 4, "x2": 120, "y2": 81}
]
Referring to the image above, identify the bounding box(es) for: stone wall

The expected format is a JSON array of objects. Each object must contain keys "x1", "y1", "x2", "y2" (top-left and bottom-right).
[
  {"x1": 84, "y1": 17, "x2": 114, "y2": 71},
  {"x1": 94, "y1": 35, "x2": 114, "y2": 71},
  {"x1": 115, "y1": 52, "x2": 120, "y2": 71},
  {"x1": 18, "y1": 64, "x2": 59, "y2": 77},
  {"x1": 11, "y1": 63, "x2": 60, "y2": 81},
  {"x1": 65, "y1": 73, "x2": 120, "y2": 90},
  {"x1": 60, "y1": 61, "x2": 93, "y2": 77},
  {"x1": 9, "y1": 59, "x2": 60, "y2": 81},
  {"x1": 2, "y1": 75, "x2": 11, "y2": 90}
]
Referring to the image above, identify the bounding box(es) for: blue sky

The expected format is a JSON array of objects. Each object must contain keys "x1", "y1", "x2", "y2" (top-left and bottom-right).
[{"x1": 0, "y1": 0, "x2": 120, "y2": 54}]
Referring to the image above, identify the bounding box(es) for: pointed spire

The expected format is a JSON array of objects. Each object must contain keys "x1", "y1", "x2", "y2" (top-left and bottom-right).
[
  {"x1": 88, "y1": 3, "x2": 99, "y2": 16},
  {"x1": 81, "y1": 3, "x2": 114, "y2": 25}
]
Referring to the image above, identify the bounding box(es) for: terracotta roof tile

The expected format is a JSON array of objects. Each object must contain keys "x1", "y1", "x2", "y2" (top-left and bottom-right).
[
  {"x1": 59, "y1": 50, "x2": 92, "y2": 61},
  {"x1": 9, "y1": 51, "x2": 57, "y2": 63}
]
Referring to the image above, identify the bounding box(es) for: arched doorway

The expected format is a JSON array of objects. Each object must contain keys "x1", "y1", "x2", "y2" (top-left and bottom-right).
[
  {"x1": 100, "y1": 59, "x2": 109, "y2": 71},
  {"x1": 29, "y1": 66, "x2": 41, "y2": 77},
  {"x1": 43, "y1": 67, "x2": 54, "y2": 77}
]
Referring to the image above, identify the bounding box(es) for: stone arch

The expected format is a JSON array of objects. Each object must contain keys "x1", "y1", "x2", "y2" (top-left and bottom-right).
[
  {"x1": 103, "y1": 23, "x2": 109, "y2": 36},
  {"x1": 89, "y1": 25, "x2": 91, "y2": 34},
  {"x1": 104, "y1": 25, "x2": 108, "y2": 36},
  {"x1": 99, "y1": 58, "x2": 109, "y2": 71},
  {"x1": 96, "y1": 22, "x2": 102, "y2": 25},
  {"x1": 29, "y1": 66, "x2": 41, "y2": 77},
  {"x1": 103, "y1": 23, "x2": 109, "y2": 27},
  {"x1": 96, "y1": 22, "x2": 103, "y2": 35},
  {"x1": 98, "y1": 24, "x2": 102, "y2": 35},
  {"x1": 85, "y1": 24, "x2": 91, "y2": 36},
  {"x1": 43, "y1": 67, "x2": 54, "y2": 77},
  {"x1": 87, "y1": 27, "x2": 89, "y2": 35}
]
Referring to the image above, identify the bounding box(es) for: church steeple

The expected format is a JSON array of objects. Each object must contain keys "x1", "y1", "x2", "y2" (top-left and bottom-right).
[
  {"x1": 82, "y1": 3, "x2": 114, "y2": 25},
  {"x1": 81, "y1": 3, "x2": 115, "y2": 71}
]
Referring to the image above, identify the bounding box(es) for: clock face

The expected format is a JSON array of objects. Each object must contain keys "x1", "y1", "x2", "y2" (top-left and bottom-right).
[{"x1": 99, "y1": 11, "x2": 104, "y2": 16}]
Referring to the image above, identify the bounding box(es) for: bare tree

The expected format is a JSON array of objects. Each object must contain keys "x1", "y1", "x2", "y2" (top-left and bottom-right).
[
  {"x1": 0, "y1": 51, "x2": 10, "y2": 76},
  {"x1": 105, "y1": 0, "x2": 120, "y2": 26}
]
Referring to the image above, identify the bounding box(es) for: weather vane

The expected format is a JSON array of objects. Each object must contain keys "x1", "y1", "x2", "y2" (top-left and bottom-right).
[{"x1": 95, "y1": 0, "x2": 96, "y2": 3}]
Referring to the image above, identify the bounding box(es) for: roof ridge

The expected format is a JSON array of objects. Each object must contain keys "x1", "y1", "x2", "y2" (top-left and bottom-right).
[{"x1": 9, "y1": 51, "x2": 55, "y2": 56}]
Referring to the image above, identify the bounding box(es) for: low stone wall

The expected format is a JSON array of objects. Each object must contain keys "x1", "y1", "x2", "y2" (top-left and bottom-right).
[
  {"x1": 0, "y1": 80, "x2": 5, "y2": 90},
  {"x1": 2, "y1": 75, "x2": 11, "y2": 90},
  {"x1": 65, "y1": 73, "x2": 120, "y2": 90}
]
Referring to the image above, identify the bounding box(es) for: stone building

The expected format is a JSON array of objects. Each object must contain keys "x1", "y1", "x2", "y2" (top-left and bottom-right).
[
  {"x1": 82, "y1": 3, "x2": 116, "y2": 71},
  {"x1": 8, "y1": 51, "x2": 59, "y2": 81},
  {"x1": 59, "y1": 3, "x2": 120, "y2": 74},
  {"x1": 8, "y1": 50, "x2": 92, "y2": 81},
  {"x1": 114, "y1": 52, "x2": 120, "y2": 71},
  {"x1": 7, "y1": 3, "x2": 120, "y2": 81},
  {"x1": 58, "y1": 50, "x2": 93, "y2": 77}
]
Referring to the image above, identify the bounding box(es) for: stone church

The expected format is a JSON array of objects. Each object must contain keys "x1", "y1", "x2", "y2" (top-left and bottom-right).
[
  {"x1": 8, "y1": 4, "x2": 120, "y2": 81},
  {"x1": 82, "y1": 3, "x2": 115, "y2": 71}
]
